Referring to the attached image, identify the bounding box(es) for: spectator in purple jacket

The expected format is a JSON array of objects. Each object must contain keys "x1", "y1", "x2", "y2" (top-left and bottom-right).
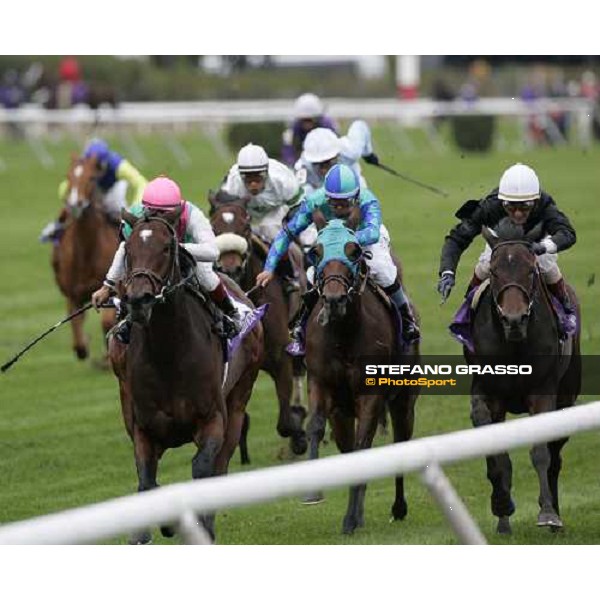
[{"x1": 281, "y1": 93, "x2": 337, "y2": 166}]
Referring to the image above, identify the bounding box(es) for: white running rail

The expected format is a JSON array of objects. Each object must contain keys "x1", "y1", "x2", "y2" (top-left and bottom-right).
[{"x1": 0, "y1": 401, "x2": 598, "y2": 545}]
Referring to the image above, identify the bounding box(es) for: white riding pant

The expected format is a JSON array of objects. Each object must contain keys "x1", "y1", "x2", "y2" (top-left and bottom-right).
[
  {"x1": 195, "y1": 262, "x2": 220, "y2": 292},
  {"x1": 474, "y1": 235, "x2": 562, "y2": 284},
  {"x1": 103, "y1": 181, "x2": 128, "y2": 219},
  {"x1": 251, "y1": 205, "x2": 289, "y2": 243},
  {"x1": 299, "y1": 223, "x2": 318, "y2": 249},
  {"x1": 365, "y1": 224, "x2": 397, "y2": 288}
]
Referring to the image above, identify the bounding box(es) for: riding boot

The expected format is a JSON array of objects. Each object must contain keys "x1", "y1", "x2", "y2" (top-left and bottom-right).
[
  {"x1": 385, "y1": 281, "x2": 420, "y2": 345},
  {"x1": 286, "y1": 288, "x2": 319, "y2": 357},
  {"x1": 465, "y1": 272, "x2": 483, "y2": 297},
  {"x1": 113, "y1": 303, "x2": 131, "y2": 344},
  {"x1": 39, "y1": 208, "x2": 68, "y2": 243},
  {"x1": 276, "y1": 253, "x2": 300, "y2": 295},
  {"x1": 546, "y1": 278, "x2": 577, "y2": 330},
  {"x1": 209, "y1": 282, "x2": 242, "y2": 339}
]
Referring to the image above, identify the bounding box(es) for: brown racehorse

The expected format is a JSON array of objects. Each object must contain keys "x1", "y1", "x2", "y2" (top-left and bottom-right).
[
  {"x1": 51, "y1": 155, "x2": 118, "y2": 362},
  {"x1": 209, "y1": 191, "x2": 308, "y2": 457},
  {"x1": 304, "y1": 221, "x2": 420, "y2": 534},
  {"x1": 469, "y1": 220, "x2": 581, "y2": 534},
  {"x1": 108, "y1": 210, "x2": 263, "y2": 543}
]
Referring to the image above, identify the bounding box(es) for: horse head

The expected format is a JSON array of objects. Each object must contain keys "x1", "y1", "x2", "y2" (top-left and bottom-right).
[
  {"x1": 209, "y1": 190, "x2": 252, "y2": 283},
  {"x1": 122, "y1": 207, "x2": 182, "y2": 325},
  {"x1": 65, "y1": 154, "x2": 101, "y2": 219},
  {"x1": 313, "y1": 220, "x2": 364, "y2": 326},
  {"x1": 482, "y1": 218, "x2": 544, "y2": 343}
]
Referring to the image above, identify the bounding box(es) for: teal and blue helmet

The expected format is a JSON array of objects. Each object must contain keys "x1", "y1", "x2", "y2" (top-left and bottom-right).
[
  {"x1": 83, "y1": 138, "x2": 110, "y2": 163},
  {"x1": 324, "y1": 164, "x2": 360, "y2": 201}
]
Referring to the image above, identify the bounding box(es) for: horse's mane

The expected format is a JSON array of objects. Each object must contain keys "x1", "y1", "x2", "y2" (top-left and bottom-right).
[{"x1": 494, "y1": 217, "x2": 526, "y2": 241}]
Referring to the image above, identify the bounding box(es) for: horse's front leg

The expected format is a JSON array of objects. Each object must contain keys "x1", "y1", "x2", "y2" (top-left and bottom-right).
[
  {"x1": 388, "y1": 389, "x2": 416, "y2": 522},
  {"x1": 301, "y1": 376, "x2": 327, "y2": 504},
  {"x1": 337, "y1": 396, "x2": 379, "y2": 535},
  {"x1": 191, "y1": 412, "x2": 225, "y2": 541},
  {"x1": 471, "y1": 388, "x2": 514, "y2": 534},
  {"x1": 67, "y1": 298, "x2": 88, "y2": 360},
  {"x1": 528, "y1": 393, "x2": 563, "y2": 529},
  {"x1": 130, "y1": 424, "x2": 161, "y2": 544},
  {"x1": 98, "y1": 306, "x2": 117, "y2": 368}
]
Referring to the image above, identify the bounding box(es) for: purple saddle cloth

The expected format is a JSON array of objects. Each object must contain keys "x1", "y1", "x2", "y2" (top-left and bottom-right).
[
  {"x1": 227, "y1": 304, "x2": 269, "y2": 360},
  {"x1": 449, "y1": 286, "x2": 577, "y2": 353}
]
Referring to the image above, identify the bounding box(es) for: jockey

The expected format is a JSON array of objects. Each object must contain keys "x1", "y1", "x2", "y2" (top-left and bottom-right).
[
  {"x1": 437, "y1": 163, "x2": 577, "y2": 327},
  {"x1": 91, "y1": 176, "x2": 242, "y2": 340},
  {"x1": 221, "y1": 142, "x2": 301, "y2": 289},
  {"x1": 255, "y1": 164, "x2": 420, "y2": 355},
  {"x1": 40, "y1": 138, "x2": 148, "y2": 242},
  {"x1": 292, "y1": 122, "x2": 380, "y2": 251},
  {"x1": 281, "y1": 93, "x2": 338, "y2": 167}
]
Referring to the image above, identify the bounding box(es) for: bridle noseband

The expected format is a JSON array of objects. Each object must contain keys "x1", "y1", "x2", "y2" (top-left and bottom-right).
[
  {"x1": 489, "y1": 240, "x2": 537, "y2": 318},
  {"x1": 125, "y1": 216, "x2": 180, "y2": 302}
]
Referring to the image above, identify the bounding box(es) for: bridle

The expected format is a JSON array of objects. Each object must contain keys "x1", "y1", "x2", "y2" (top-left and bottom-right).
[
  {"x1": 124, "y1": 216, "x2": 184, "y2": 303},
  {"x1": 489, "y1": 240, "x2": 537, "y2": 319}
]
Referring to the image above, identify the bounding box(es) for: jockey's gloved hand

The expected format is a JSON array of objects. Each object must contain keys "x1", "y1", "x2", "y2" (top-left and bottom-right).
[
  {"x1": 363, "y1": 153, "x2": 380, "y2": 166},
  {"x1": 531, "y1": 242, "x2": 547, "y2": 256},
  {"x1": 437, "y1": 271, "x2": 455, "y2": 301}
]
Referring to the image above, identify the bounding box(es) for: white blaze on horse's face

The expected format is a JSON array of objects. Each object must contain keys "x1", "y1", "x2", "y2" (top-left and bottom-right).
[
  {"x1": 222, "y1": 212, "x2": 235, "y2": 224},
  {"x1": 139, "y1": 229, "x2": 153, "y2": 243},
  {"x1": 67, "y1": 165, "x2": 84, "y2": 207}
]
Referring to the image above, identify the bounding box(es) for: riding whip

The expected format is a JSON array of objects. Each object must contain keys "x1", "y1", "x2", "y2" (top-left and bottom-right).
[
  {"x1": 369, "y1": 162, "x2": 449, "y2": 197},
  {"x1": 1, "y1": 300, "x2": 116, "y2": 373}
]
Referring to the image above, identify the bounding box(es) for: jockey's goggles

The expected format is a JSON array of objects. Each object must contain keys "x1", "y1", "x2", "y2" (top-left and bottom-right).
[
  {"x1": 241, "y1": 171, "x2": 267, "y2": 183},
  {"x1": 327, "y1": 195, "x2": 359, "y2": 208},
  {"x1": 502, "y1": 199, "x2": 535, "y2": 212}
]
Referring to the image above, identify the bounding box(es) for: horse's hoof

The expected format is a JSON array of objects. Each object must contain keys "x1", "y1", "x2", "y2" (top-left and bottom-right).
[
  {"x1": 129, "y1": 530, "x2": 152, "y2": 545},
  {"x1": 240, "y1": 455, "x2": 251, "y2": 466},
  {"x1": 160, "y1": 525, "x2": 176, "y2": 538},
  {"x1": 342, "y1": 515, "x2": 363, "y2": 535},
  {"x1": 537, "y1": 512, "x2": 563, "y2": 529},
  {"x1": 497, "y1": 517, "x2": 512, "y2": 535},
  {"x1": 290, "y1": 433, "x2": 308, "y2": 456},
  {"x1": 302, "y1": 492, "x2": 325, "y2": 505},
  {"x1": 74, "y1": 345, "x2": 88, "y2": 360},
  {"x1": 391, "y1": 500, "x2": 408, "y2": 521}
]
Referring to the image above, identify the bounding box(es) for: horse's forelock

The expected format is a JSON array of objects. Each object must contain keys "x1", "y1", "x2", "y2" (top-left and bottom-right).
[{"x1": 495, "y1": 217, "x2": 525, "y2": 241}]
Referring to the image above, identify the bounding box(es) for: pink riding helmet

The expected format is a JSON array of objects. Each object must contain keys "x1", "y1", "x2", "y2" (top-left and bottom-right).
[{"x1": 142, "y1": 176, "x2": 182, "y2": 210}]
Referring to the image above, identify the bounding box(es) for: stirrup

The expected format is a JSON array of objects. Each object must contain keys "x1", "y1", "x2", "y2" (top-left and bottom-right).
[
  {"x1": 114, "y1": 319, "x2": 131, "y2": 344},
  {"x1": 286, "y1": 326, "x2": 306, "y2": 357},
  {"x1": 222, "y1": 314, "x2": 240, "y2": 339}
]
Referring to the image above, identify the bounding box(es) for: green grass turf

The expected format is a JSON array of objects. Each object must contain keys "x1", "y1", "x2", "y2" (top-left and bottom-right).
[{"x1": 0, "y1": 124, "x2": 599, "y2": 544}]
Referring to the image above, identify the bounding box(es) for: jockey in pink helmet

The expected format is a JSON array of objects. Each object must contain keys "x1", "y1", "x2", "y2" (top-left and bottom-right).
[{"x1": 91, "y1": 176, "x2": 242, "y2": 340}]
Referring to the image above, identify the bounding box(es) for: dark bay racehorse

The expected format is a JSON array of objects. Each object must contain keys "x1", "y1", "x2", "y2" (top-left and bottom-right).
[
  {"x1": 108, "y1": 210, "x2": 263, "y2": 543},
  {"x1": 209, "y1": 191, "x2": 308, "y2": 457},
  {"x1": 52, "y1": 155, "x2": 118, "y2": 362},
  {"x1": 304, "y1": 220, "x2": 419, "y2": 534},
  {"x1": 470, "y1": 219, "x2": 581, "y2": 534}
]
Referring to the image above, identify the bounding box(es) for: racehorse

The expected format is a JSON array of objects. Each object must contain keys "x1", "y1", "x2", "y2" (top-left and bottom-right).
[
  {"x1": 470, "y1": 219, "x2": 581, "y2": 534},
  {"x1": 209, "y1": 191, "x2": 308, "y2": 458},
  {"x1": 108, "y1": 209, "x2": 263, "y2": 543},
  {"x1": 51, "y1": 155, "x2": 119, "y2": 363},
  {"x1": 304, "y1": 220, "x2": 419, "y2": 534}
]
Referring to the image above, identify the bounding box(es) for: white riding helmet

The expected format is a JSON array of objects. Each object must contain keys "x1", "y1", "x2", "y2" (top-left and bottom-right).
[
  {"x1": 294, "y1": 93, "x2": 324, "y2": 120},
  {"x1": 237, "y1": 143, "x2": 269, "y2": 174},
  {"x1": 498, "y1": 163, "x2": 540, "y2": 202},
  {"x1": 303, "y1": 128, "x2": 341, "y2": 163}
]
